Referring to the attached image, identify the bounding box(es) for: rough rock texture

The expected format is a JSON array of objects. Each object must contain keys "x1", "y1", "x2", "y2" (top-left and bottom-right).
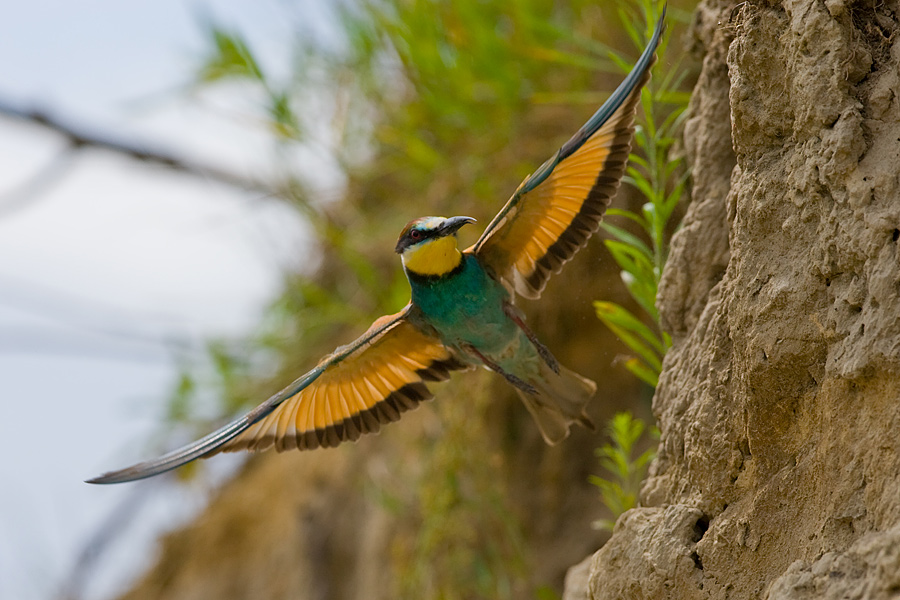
[
  {"x1": 582, "y1": 0, "x2": 900, "y2": 598},
  {"x1": 563, "y1": 554, "x2": 594, "y2": 600}
]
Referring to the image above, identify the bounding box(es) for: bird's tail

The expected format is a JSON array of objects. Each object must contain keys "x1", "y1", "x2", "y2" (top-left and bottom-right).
[{"x1": 517, "y1": 361, "x2": 597, "y2": 445}]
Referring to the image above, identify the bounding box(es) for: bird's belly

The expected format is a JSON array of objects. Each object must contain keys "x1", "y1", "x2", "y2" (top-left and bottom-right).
[
  {"x1": 411, "y1": 259, "x2": 516, "y2": 353},
  {"x1": 435, "y1": 301, "x2": 512, "y2": 352}
]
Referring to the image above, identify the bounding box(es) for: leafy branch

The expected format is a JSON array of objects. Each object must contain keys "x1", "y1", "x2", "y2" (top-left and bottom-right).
[
  {"x1": 590, "y1": 0, "x2": 690, "y2": 529},
  {"x1": 594, "y1": 0, "x2": 690, "y2": 388},
  {"x1": 590, "y1": 412, "x2": 658, "y2": 531}
]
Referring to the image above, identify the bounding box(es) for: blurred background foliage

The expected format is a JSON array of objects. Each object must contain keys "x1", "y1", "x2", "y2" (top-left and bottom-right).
[{"x1": 149, "y1": 0, "x2": 696, "y2": 597}]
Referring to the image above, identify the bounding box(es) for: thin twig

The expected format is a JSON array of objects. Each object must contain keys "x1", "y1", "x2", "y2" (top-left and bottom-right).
[
  {"x1": 0, "y1": 98, "x2": 276, "y2": 196},
  {"x1": 0, "y1": 146, "x2": 78, "y2": 219}
]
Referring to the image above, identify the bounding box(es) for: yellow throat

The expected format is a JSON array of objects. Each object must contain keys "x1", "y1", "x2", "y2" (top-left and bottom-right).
[{"x1": 402, "y1": 235, "x2": 463, "y2": 276}]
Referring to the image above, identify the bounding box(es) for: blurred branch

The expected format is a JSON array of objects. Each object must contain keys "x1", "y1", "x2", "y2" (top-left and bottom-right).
[
  {"x1": 0, "y1": 98, "x2": 277, "y2": 197},
  {"x1": 0, "y1": 146, "x2": 77, "y2": 219}
]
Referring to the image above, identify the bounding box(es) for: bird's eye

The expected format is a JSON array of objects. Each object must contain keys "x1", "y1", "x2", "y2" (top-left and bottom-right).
[{"x1": 410, "y1": 230, "x2": 423, "y2": 240}]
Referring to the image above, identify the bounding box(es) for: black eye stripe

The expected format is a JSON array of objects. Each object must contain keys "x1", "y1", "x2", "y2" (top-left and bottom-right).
[
  {"x1": 409, "y1": 228, "x2": 438, "y2": 242},
  {"x1": 396, "y1": 225, "x2": 443, "y2": 254}
]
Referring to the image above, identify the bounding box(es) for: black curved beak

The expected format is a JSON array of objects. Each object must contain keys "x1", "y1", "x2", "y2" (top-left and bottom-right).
[{"x1": 438, "y1": 216, "x2": 476, "y2": 236}]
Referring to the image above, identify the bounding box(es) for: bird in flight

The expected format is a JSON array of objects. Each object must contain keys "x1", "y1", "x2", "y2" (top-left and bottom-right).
[{"x1": 89, "y1": 9, "x2": 666, "y2": 484}]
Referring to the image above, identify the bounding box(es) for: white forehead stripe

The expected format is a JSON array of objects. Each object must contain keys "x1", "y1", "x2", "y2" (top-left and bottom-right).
[{"x1": 419, "y1": 216, "x2": 446, "y2": 229}]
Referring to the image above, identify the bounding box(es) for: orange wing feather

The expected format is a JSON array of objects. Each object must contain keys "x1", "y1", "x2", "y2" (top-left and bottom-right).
[
  {"x1": 214, "y1": 308, "x2": 467, "y2": 454},
  {"x1": 87, "y1": 306, "x2": 466, "y2": 483},
  {"x1": 471, "y1": 10, "x2": 664, "y2": 299}
]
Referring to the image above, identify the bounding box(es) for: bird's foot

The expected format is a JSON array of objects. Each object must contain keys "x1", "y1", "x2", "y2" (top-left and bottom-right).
[{"x1": 462, "y1": 343, "x2": 538, "y2": 395}]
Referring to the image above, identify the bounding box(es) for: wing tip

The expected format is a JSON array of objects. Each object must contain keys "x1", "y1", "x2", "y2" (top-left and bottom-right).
[{"x1": 85, "y1": 465, "x2": 157, "y2": 485}]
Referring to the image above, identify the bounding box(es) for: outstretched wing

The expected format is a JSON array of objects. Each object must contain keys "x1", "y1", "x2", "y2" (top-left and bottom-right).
[
  {"x1": 470, "y1": 8, "x2": 665, "y2": 299},
  {"x1": 87, "y1": 305, "x2": 467, "y2": 484}
]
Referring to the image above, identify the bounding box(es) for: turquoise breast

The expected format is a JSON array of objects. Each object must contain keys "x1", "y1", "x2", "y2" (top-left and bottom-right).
[{"x1": 408, "y1": 254, "x2": 516, "y2": 352}]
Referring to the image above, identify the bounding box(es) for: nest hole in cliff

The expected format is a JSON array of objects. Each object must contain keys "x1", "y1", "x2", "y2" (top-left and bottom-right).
[{"x1": 692, "y1": 514, "x2": 710, "y2": 543}]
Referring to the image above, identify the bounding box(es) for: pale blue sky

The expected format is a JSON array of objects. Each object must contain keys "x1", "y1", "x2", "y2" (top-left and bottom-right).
[{"x1": 0, "y1": 2, "x2": 337, "y2": 598}]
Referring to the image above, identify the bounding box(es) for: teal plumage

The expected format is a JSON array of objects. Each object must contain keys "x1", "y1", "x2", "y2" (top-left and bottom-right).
[
  {"x1": 397, "y1": 216, "x2": 597, "y2": 440},
  {"x1": 87, "y1": 9, "x2": 666, "y2": 484},
  {"x1": 408, "y1": 253, "x2": 514, "y2": 354}
]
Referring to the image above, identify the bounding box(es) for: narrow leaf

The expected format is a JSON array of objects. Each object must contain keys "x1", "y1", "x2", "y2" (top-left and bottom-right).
[
  {"x1": 624, "y1": 358, "x2": 659, "y2": 387},
  {"x1": 594, "y1": 301, "x2": 664, "y2": 368},
  {"x1": 600, "y1": 223, "x2": 654, "y2": 260}
]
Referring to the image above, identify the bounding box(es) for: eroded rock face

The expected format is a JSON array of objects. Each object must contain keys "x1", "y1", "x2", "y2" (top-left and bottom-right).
[
  {"x1": 767, "y1": 525, "x2": 900, "y2": 600},
  {"x1": 584, "y1": 0, "x2": 900, "y2": 598}
]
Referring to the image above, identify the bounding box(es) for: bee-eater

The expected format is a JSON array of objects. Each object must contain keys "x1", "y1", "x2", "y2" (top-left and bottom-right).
[{"x1": 88, "y1": 9, "x2": 665, "y2": 484}]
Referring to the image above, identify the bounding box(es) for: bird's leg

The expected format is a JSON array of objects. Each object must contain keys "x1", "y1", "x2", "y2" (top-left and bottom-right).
[
  {"x1": 462, "y1": 343, "x2": 538, "y2": 396},
  {"x1": 503, "y1": 303, "x2": 560, "y2": 374}
]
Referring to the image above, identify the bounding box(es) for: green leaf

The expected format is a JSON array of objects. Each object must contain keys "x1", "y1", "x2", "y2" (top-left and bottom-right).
[
  {"x1": 662, "y1": 330, "x2": 673, "y2": 349},
  {"x1": 616, "y1": 6, "x2": 643, "y2": 51},
  {"x1": 606, "y1": 49, "x2": 631, "y2": 74},
  {"x1": 624, "y1": 357, "x2": 659, "y2": 387},
  {"x1": 269, "y1": 91, "x2": 302, "y2": 140},
  {"x1": 659, "y1": 103, "x2": 689, "y2": 134},
  {"x1": 606, "y1": 207, "x2": 649, "y2": 230},
  {"x1": 166, "y1": 371, "x2": 195, "y2": 424},
  {"x1": 590, "y1": 411, "x2": 657, "y2": 530},
  {"x1": 634, "y1": 447, "x2": 657, "y2": 471},
  {"x1": 600, "y1": 223, "x2": 654, "y2": 260},
  {"x1": 621, "y1": 271, "x2": 659, "y2": 321},
  {"x1": 594, "y1": 301, "x2": 664, "y2": 371},
  {"x1": 663, "y1": 168, "x2": 692, "y2": 217},
  {"x1": 642, "y1": 202, "x2": 664, "y2": 242},
  {"x1": 609, "y1": 411, "x2": 645, "y2": 450},
  {"x1": 623, "y1": 170, "x2": 656, "y2": 202},
  {"x1": 199, "y1": 27, "x2": 263, "y2": 82},
  {"x1": 659, "y1": 89, "x2": 693, "y2": 105},
  {"x1": 627, "y1": 153, "x2": 650, "y2": 170},
  {"x1": 604, "y1": 240, "x2": 656, "y2": 284}
]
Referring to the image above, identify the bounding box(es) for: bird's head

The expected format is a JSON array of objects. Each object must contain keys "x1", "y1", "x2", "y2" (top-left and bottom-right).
[{"x1": 395, "y1": 215, "x2": 476, "y2": 276}]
